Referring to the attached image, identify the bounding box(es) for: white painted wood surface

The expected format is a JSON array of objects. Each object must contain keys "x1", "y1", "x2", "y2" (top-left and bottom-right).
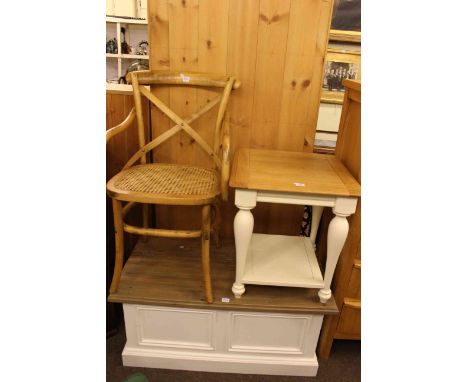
[
  {"x1": 317, "y1": 198, "x2": 356, "y2": 303},
  {"x1": 242, "y1": 234, "x2": 324, "y2": 288},
  {"x1": 232, "y1": 189, "x2": 357, "y2": 303},
  {"x1": 232, "y1": 190, "x2": 257, "y2": 298},
  {"x1": 106, "y1": 16, "x2": 147, "y2": 24},
  {"x1": 138, "y1": 0, "x2": 148, "y2": 19},
  {"x1": 114, "y1": 0, "x2": 138, "y2": 18},
  {"x1": 317, "y1": 103, "x2": 342, "y2": 133},
  {"x1": 314, "y1": 103, "x2": 342, "y2": 147},
  {"x1": 106, "y1": 53, "x2": 149, "y2": 59},
  {"x1": 106, "y1": 83, "x2": 150, "y2": 95},
  {"x1": 122, "y1": 304, "x2": 323, "y2": 376},
  {"x1": 256, "y1": 190, "x2": 336, "y2": 207}
]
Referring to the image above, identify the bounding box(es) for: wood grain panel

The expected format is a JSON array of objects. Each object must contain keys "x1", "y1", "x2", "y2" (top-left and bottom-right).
[
  {"x1": 222, "y1": 0, "x2": 261, "y2": 237},
  {"x1": 197, "y1": 0, "x2": 229, "y2": 169},
  {"x1": 162, "y1": 0, "x2": 201, "y2": 230},
  {"x1": 346, "y1": 262, "x2": 361, "y2": 300},
  {"x1": 229, "y1": 149, "x2": 360, "y2": 197},
  {"x1": 147, "y1": 0, "x2": 333, "y2": 237},
  {"x1": 304, "y1": 0, "x2": 333, "y2": 152},
  {"x1": 335, "y1": 303, "x2": 361, "y2": 339},
  {"x1": 251, "y1": 0, "x2": 291, "y2": 149},
  {"x1": 149, "y1": 0, "x2": 171, "y2": 162},
  {"x1": 226, "y1": 0, "x2": 259, "y2": 151},
  {"x1": 168, "y1": 0, "x2": 199, "y2": 167},
  {"x1": 335, "y1": 92, "x2": 361, "y2": 182},
  {"x1": 277, "y1": 0, "x2": 321, "y2": 151},
  {"x1": 148, "y1": 0, "x2": 172, "y2": 229},
  {"x1": 148, "y1": 0, "x2": 170, "y2": 70}
]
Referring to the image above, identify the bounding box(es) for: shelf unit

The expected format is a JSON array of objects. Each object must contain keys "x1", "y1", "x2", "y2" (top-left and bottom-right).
[{"x1": 106, "y1": 16, "x2": 149, "y2": 92}]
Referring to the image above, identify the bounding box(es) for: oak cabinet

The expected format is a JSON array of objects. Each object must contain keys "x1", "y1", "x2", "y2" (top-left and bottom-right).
[{"x1": 317, "y1": 80, "x2": 361, "y2": 358}]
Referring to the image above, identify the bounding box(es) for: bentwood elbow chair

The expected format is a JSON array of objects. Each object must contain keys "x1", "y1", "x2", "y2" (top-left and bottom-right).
[{"x1": 106, "y1": 70, "x2": 240, "y2": 303}]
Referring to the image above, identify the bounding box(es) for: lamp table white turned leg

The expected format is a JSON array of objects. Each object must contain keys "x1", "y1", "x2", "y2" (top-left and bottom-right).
[
  {"x1": 232, "y1": 189, "x2": 257, "y2": 298},
  {"x1": 318, "y1": 198, "x2": 356, "y2": 303}
]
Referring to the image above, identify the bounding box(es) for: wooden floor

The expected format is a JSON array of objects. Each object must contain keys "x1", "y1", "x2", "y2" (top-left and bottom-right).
[{"x1": 109, "y1": 237, "x2": 338, "y2": 315}]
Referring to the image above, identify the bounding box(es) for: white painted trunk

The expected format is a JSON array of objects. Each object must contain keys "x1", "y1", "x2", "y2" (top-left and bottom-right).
[{"x1": 122, "y1": 304, "x2": 323, "y2": 376}]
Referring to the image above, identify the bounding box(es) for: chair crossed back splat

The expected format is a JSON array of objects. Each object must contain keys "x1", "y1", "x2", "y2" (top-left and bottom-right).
[{"x1": 106, "y1": 71, "x2": 240, "y2": 303}]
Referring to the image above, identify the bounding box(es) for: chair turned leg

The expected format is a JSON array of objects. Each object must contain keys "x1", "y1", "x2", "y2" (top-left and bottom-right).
[
  {"x1": 142, "y1": 204, "x2": 149, "y2": 242},
  {"x1": 201, "y1": 205, "x2": 213, "y2": 303},
  {"x1": 110, "y1": 199, "x2": 124, "y2": 294},
  {"x1": 212, "y1": 201, "x2": 221, "y2": 249}
]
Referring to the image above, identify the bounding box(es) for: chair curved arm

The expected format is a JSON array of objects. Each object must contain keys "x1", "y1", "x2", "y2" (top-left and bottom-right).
[{"x1": 106, "y1": 107, "x2": 136, "y2": 144}]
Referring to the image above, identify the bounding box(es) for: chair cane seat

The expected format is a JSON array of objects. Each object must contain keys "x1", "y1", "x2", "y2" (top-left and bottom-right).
[{"x1": 107, "y1": 163, "x2": 220, "y2": 205}]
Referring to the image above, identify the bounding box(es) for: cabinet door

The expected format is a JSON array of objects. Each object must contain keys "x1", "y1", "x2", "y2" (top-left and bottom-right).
[
  {"x1": 114, "y1": 0, "x2": 137, "y2": 18},
  {"x1": 345, "y1": 260, "x2": 361, "y2": 300},
  {"x1": 138, "y1": 0, "x2": 148, "y2": 19},
  {"x1": 335, "y1": 299, "x2": 361, "y2": 339},
  {"x1": 106, "y1": 0, "x2": 114, "y2": 16}
]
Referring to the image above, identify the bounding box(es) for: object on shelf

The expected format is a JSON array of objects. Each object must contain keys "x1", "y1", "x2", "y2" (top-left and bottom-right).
[
  {"x1": 106, "y1": 38, "x2": 118, "y2": 54},
  {"x1": 118, "y1": 60, "x2": 149, "y2": 84},
  {"x1": 135, "y1": 40, "x2": 149, "y2": 55},
  {"x1": 120, "y1": 27, "x2": 131, "y2": 54}
]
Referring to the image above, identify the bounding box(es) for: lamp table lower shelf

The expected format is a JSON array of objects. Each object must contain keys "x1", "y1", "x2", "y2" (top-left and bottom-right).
[{"x1": 242, "y1": 233, "x2": 324, "y2": 289}]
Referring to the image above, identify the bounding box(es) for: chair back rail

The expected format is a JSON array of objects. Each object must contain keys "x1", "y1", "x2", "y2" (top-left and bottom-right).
[{"x1": 127, "y1": 70, "x2": 241, "y2": 89}]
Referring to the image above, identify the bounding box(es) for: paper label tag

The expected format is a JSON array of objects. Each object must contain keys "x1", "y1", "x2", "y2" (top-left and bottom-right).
[
  {"x1": 221, "y1": 297, "x2": 230, "y2": 303},
  {"x1": 180, "y1": 73, "x2": 190, "y2": 83},
  {"x1": 293, "y1": 182, "x2": 305, "y2": 187}
]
